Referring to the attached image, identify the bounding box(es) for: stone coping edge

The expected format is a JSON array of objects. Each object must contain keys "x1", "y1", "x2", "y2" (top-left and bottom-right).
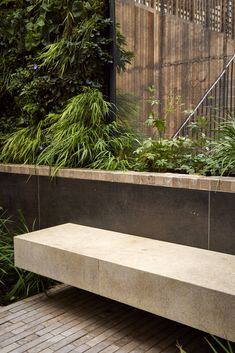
[{"x1": 0, "y1": 163, "x2": 235, "y2": 193}]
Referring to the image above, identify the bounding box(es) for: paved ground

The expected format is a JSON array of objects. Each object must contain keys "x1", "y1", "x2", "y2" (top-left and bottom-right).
[{"x1": 0, "y1": 285, "x2": 213, "y2": 353}]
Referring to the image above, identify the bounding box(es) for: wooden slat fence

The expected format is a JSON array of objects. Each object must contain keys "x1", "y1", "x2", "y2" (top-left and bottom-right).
[{"x1": 116, "y1": 0, "x2": 235, "y2": 136}]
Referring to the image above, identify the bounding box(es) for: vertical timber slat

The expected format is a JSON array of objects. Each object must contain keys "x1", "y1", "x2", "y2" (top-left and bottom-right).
[{"x1": 116, "y1": 0, "x2": 235, "y2": 136}]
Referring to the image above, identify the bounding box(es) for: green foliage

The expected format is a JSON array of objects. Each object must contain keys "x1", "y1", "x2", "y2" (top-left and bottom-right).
[
  {"x1": 0, "y1": 0, "x2": 135, "y2": 167},
  {"x1": 37, "y1": 9, "x2": 112, "y2": 80},
  {"x1": 0, "y1": 0, "x2": 131, "y2": 136},
  {"x1": 0, "y1": 210, "x2": 53, "y2": 305},
  {"x1": 176, "y1": 344, "x2": 187, "y2": 353},
  {"x1": 0, "y1": 121, "x2": 44, "y2": 164},
  {"x1": 188, "y1": 115, "x2": 208, "y2": 133},
  {"x1": 37, "y1": 88, "x2": 136, "y2": 172},
  {"x1": 205, "y1": 336, "x2": 234, "y2": 353},
  {"x1": 146, "y1": 86, "x2": 183, "y2": 138},
  {"x1": 0, "y1": 88, "x2": 137, "y2": 169},
  {"x1": 205, "y1": 118, "x2": 235, "y2": 176},
  {"x1": 134, "y1": 88, "x2": 210, "y2": 174},
  {"x1": 133, "y1": 136, "x2": 209, "y2": 174}
]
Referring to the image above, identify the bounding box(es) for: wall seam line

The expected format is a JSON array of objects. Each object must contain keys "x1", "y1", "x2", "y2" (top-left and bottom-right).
[
  {"x1": 37, "y1": 176, "x2": 41, "y2": 229},
  {"x1": 208, "y1": 191, "x2": 211, "y2": 250}
]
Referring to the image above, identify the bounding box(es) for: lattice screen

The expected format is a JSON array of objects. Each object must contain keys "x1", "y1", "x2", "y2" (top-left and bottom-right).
[{"x1": 133, "y1": 0, "x2": 235, "y2": 38}]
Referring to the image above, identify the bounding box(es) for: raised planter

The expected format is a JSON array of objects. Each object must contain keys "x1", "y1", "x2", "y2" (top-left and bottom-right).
[{"x1": 0, "y1": 164, "x2": 234, "y2": 255}]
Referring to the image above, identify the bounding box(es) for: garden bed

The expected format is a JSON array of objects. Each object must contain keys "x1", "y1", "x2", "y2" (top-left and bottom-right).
[{"x1": 0, "y1": 164, "x2": 234, "y2": 255}]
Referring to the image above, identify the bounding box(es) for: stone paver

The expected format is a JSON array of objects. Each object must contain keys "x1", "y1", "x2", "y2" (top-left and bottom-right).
[{"x1": 0, "y1": 285, "x2": 226, "y2": 353}]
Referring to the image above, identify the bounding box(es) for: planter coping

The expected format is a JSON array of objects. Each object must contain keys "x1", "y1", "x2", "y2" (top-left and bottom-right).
[{"x1": 0, "y1": 163, "x2": 235, "y2": 193}]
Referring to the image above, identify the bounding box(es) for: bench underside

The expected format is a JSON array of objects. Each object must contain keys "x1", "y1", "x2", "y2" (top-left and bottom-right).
[{"x1": 14, "y1": 223, "x2": 235, "y2": 342}]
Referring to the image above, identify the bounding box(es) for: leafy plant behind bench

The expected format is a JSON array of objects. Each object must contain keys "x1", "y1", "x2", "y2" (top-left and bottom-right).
[
  {"x1": 133, "y1": 136, "x2": 209, "y2": 174},
  {"x1": 0, "y1": 0, "x2": 132, "y2": 140},
  {"x1": 0, "y1": 209, "x2": 54, "y2": 305},
  {"x1": 0, "y1": 121, "x2": 44, "y2": 164},
  {"x1": 204, "y1": 117, "x2": 235, "y2": 176},
  {"x1": 133, "y1": 88, "x2": 210, "y2": 174},
  {"x1": 37, "y1": 87, "x2": 137, "y2": 172}
]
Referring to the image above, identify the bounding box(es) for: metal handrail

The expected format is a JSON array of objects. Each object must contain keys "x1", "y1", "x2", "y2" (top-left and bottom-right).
[{"x1": 173, "y1": 53, "x2": 235, "y2": 138}]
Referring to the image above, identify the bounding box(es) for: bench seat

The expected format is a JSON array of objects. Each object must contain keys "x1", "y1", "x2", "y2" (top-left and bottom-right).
[{"x1": 14, "y1": 223, "x2": 235, "y2": 342}]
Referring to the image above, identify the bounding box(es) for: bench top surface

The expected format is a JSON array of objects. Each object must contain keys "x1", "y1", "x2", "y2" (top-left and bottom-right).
[{"x1": 15, "y1": 223, "x2": 235, "y2": 295}]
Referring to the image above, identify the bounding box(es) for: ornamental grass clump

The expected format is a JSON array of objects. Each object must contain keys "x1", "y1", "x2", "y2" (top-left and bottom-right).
[
  {"x1": 0, "y1": 121, "x2": 44, "y2": 164},
  {"x1": 0, "y1": 0, "x2": 133, "y2": 164},
  {"x1": 206, "y1": 117, "x2": 235, "y2": 176},
  {"x1": 37, "y1": 87, "x2": 136, "y2": 172},
  {"x1": 0, "y1": 210, "x2": 53, "y2": 305}
]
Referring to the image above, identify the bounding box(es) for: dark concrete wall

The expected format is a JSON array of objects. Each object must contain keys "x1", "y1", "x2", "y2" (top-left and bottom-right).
[{"x1": 0, "y1": 172, "x2": 234, "y2": 255}]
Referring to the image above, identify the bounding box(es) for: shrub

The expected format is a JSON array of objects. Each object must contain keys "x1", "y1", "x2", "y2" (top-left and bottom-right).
[
  {"x1": 0, "y1": 0, "x2": 132, "y2": 136},
  {"x1": 0, "y1": 0, "x2": 134, "y2": 166},
  {"x1": 36, "y1": 87, "x2": 137, "y2": 172},
  {"x1": 0, "y1": 210, "x2": 54, "y2": 305},
  {"x1": 205, "y1": 118, "x2": 235, "y2": 176},
  {"x1": 133, "y1": 136, "x2": 209, "y2": 174},
  {"x1": 0, "y1": 121, "x2": 44, "y2": 164}
]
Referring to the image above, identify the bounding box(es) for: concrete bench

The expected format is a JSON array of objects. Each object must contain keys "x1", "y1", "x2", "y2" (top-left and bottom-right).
[{"x1": 14, "y1": 223, "x2": 235, "y2": 342}]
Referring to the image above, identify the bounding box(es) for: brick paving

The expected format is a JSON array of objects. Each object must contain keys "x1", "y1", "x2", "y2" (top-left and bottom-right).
[{"x1": 0, "y1": 285, "x2": 213, "y2": 353}]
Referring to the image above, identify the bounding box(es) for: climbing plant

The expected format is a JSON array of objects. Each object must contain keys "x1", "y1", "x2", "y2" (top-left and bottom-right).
[
  {"x1": 0, "y1": 0, "x2": 135, "y2": 169},
  {"x1": 0, "y1": 0, "x2": 132, "y2": 137}
]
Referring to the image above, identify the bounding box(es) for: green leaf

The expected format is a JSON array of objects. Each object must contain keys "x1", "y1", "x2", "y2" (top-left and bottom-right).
[
  {"x1": 176, "y1": 342, "x2": 187, "y2": 353},
  {"x1": 152, "y1": 118, "x2": 166, "y2": 132},
  {"x1": 37, "y1": 17, "x2": 45, "y2": 27}
]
